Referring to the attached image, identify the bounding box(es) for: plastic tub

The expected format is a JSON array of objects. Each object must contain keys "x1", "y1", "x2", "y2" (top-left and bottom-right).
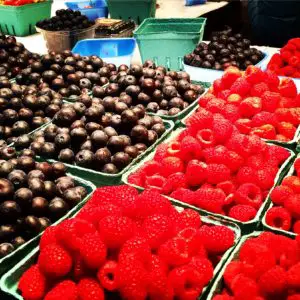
[
  {"x1": 122, "y1": 126, "x2": 295, "y2": 234},
  {"x1": 37, "y1": 25, "x2": 97, "y2": 53},
  {"x1": 107, "y1": 0, "x2": 156, "y2": 25},
  {"x1": 0, "y1": 173, "x2": 95, "y2": 277},
  {"x1": 134, "y1": 18, "x2": 206, "y2": 71},
  {"x1": 72, "y1": 38, "x2": 136, "y2": 67},
  {"x1": 0, "y1": 1, "x2": 52, "y2": 37},
  {"x1": 0, "y1": 208, "x2": 241, "y2": 300},
  {"x1": 65, "y1": 0, "x2": 107, "y2": 9},
  {"x1": 183, "y1": 51, "x2": 269, "y2": 83}
]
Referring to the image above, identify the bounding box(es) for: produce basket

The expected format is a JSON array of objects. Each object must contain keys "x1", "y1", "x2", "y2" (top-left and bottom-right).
[
  {"x1": 37, "y1": 25, "x2": 97, "y2": 53},
  {"x1": 122, "y1": 127, "x2": 296, "y2": 234},
  {"x1": 183, "y1": 51, "x2": 269, "y2": 83},
  {"x1": 134, "y1": 18, "x2": 206, "y2": 71},
  {"x1": 31, "y1": 119, "x2": 174, "y2": 187},
  {"x1": 107, "y1": 0, "x2": 156, "y2": 25},
  {"x1": 72, "y1": 38, "x2": 136, "y2": 67},
  {"x1": 0, "y1": 207, "x2": 241, "y2": 300},
  {"x1": 0, "y1": 174, "x2": 95, "y2": 277},
  {"x1": 0, "y1": 1, "x2": 52, "y2": 37}
]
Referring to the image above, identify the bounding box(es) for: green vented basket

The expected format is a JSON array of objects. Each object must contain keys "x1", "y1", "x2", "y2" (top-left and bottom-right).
[
  {"x1": 107, "y1": 0, "x2": 156, "y2": 25},
  {"x1": 134, "y1": 18, "x2": 206, "y2": 71},
  {"x1": 0, "y1": 1, "x2": 52, "y2": 37}
]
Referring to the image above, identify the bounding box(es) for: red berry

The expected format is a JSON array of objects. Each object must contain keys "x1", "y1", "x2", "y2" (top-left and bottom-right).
[
  {"x1": 228, "y1": 205, "x2": 257, "y2": 222},
  {"x1": 189, "y1": 257, "x2": 213, "y2": 285},
  {"x1": 162, "y1": 172, "x2": 186, "y2": 195},
  {"x1": 284, "y1": 194, "x2": 300, "y2": 219},
  {"x1": 161, "y1": 156, "x2": 184, "y2": 177},
  {"x1": 39, "y1": 226, "x2": 58, "y2": 250},
  {"x1": 287, "y1": 262, "x2": 300, "y2": 289},
  {"x1": 250, "y1": 82, "x2": 269, "y2": 97},
  {"x1": 206, "y1": 163, "x2": 231, "y2": 185},
  {"x1": 45, "y1": 280, "x2": 77, "y2": 300},
  {"x1": 196, "y1": 128, "x2": 216, "y2": 148},
  {"x1": 231, "y1": 274, "x2": 259, "y2": 300},
  {"x1": 185, "y1": 160, "x2": 207, "y2": 187},
  {"x1": 235, "y1": 183, "x2": 263, "y2": 209},
  {"x1": 180, "y1": 208, "x2": 201, "y2": 229},
  {"x1": 261, "y1": 91, "x2": 280, "y2": 112},
  {"x1": 266, "y1": 207, "x2": 291, "y2": 231},
  {"x1": 179, "y1": 135, "x2": 202, "y2": 161},
  {"x1": 77, "y1": 278, "x2": 104, "y2": 300},
  {"x1": 185, "y1": 108, "x2": 214, "y2": 131},
  {"x1": 239, "y1": 97, "x2": 262, "y2": 118},
  {"x1": 230, "y1": 77, "x2": 251, "y2": 97},
  {"x1": 282, "y1": 176, "x2": 300, "y2": 193}
]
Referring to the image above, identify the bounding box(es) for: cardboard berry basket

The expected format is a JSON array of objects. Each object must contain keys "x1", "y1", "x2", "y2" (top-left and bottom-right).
[
  {"x1": 122, "y1": 127, "x2": 296, "y2": 234},
  {"x1": 262, "y1": 153, "x2": 300, "y2": 239},
  {"x1": 28, "y1": 119, "x2": 174, "y2": 187},
  {"x1": 0, "y1": 207, "x2": 241, "y2": 300},
  {"x1": 0, "y1": 172, "x2": 95, "y2": 278}
]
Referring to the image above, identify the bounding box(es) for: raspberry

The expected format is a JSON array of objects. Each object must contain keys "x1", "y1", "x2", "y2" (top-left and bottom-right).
[
  {"x1": 228, "y1": 205, "x2": 257, "y2": 222},
  {"x1": 213, "y1": 78, "x2": 225, "y2": 94},
  {"x1": 284, "y1": 194, "x2": 300, "y2": 219},
  {"x1": 203, "y1": 145, "x2": 228, "y2": 164},
  {"x1": 77, "y1": 278, "x2": 104, "y2": 300},
  {"x1": 223, "y1": 104, "x2": 240, "y2": 122},
  {"x1": 221, "y1": 67, "x2": 242, "y2": 88},
  {"x1": 251, "y1": 111, "x2": 278, "y2": 127},
  {"x1": 189, "y1": 257, "x2": 213, "y2": 285},
  {"x1": 250, "y1": 82, "x2": 269, "y2": 97},
  {"x1": 98, "y1": 215, "x2": 136, "y2": 249},
  {"x1": 294, "y1": 158, "x2": 300, "y2": 176},
  {"x1": 225, "y1": 151, "x2": 244, "y2": 172},
  {"x1": 212, "y1": 295, "x2": 233, "y2": 300},
  {"x1": 196, "y1": 128, "x2": 216, "y2": 147},
  {"x1": 227, "y1": 93, "x2": 243, "y2": 105},
  {"x1": 142, "y1": 160, "x2": 162, "y2": 176},
  {"x1": 288, "y1": 295, "x2": 300, "y2": 300},
  {"x1": 72, "y1": 254, "x2": 91, "y2": 281},
  {"x1": 206, "y1": 163, "x2": 231, "y2": 185},
  {"x1": 79, "y1": 232, "x2": 107, "y2": 269},
  {"x1": 267, "y1": 144, "x2": 290, "y2": 165},
  {"x1": 218, "y1": 89, "x2": 232, "y2": 100},
  {"x1": 18, "y1": 265, "x2": 47, "y2": 300},
  {"x1": 135, "y1": 189, "x2": 172, "y2": 218},
  {"x1": 194, "y1": 187, "x2": 225, "y2": 214},
  {"x1": 264, "y1": 70, "x2": 280, "y2": 90},
  {"x1": 179, "y1": 135, "x2": 202, "y2": 162},
  {"x1": 230, "y1": 77, "x2": 251, "y2": 97},
  {"x1": 251, "y1": 124, "x2": 277, "y2": 140},
  {"x1": 206, "y1": 98, "x2": 226, "y2": 114},
  {"x1": 282, "y1": 176, "x2": 300, "y2": 193},
  {"x1": 256, "y1": 167, "x2": 275, "y2": 190},
  {"x1": 120, "y1": 282, "x2": 148, "y2": 300},
  {"x1": 294, "y1": 220, "x2": 300, "y2": 234},
  {"x1": 180, "y1": 208, "x2": 201, "y2": 229},
  {"x1": 277, "y1": 122, "x2": 296, "y2": 140},
  {"x1": 236, "y1": 166, "x2": 257, "y2": 185},
  {"x1": 235, "y1": 183, "x2": 263, "y2": 209},
  {"x1": 265, "y1": 207, "x2": 291, "y2": 231},
  {"x1": 167, "y1": 140, "x2": 181, "y2": 156},
  {"x1": 145, "y1": 174, "x2": 166, "y2": 191},
  {"x1": 128, "y1": 169, "x2": 145, "y2": 187},
  {"x1": 212, "y1": 117, "x2": 233, "y2": 144},
  {"x1": 261, "y1": 91, "x2": 281, "y2": 112},
  {"x1": 185, "y1": 160, "x2": 207, "y2": 186},
  {"x1": 148, "y1": 270, "x2": 174, "y2": 300},
  {"x1": 158, "y1": 237, "x2": 191, "y2": 267},
  {"x1": 39, "y1": 226, "x2": 57, "y2": 250},
  {"x1": 38, "y1": 243, "x2": 73, "y2": 279},
  {"x1": 246, "y1": 154, "x2": 265, "y2": 168},
  {"x1": 198, "y1": 92, "x2": 215, "y2": 107},
  {"x1": 217, "y1": 180, "x2": 236, "y2": 195},
  {"x1": 278, "y1": 78, "x2": 297, "y2": 98},
  {"x1": 231, "y1": 275, "x2": 259, "y2": 300},
  {"x1": 153, "y1": 143, "x2": 168, "y2": 161},
  {"x1": 198, "y1": 225, "x2": 235, "y2": 254},
  {"x1": 161, "y1": 156, "x2": 184, "y2": 177},
  {"x1": 245, "y1": 65, "x2": 265, "y2": 84},
  {"x1": 177, "y1": 227, "x2": 203, "y2": 257},
  {"x1": 239, "y1": 97, "x2": 262, "y2": 118},
  {"x1": 287, "y1": 263, "x2": 300, "y2": 289},
  {"x1": 45, "y1": 280, "x2": 77, "y2": 300},
  {"x1": 235, "y1": 118, "x2": 252, "y2": 134},
  {"x1": 185, "y1": 108, "x2": 213, "y2": 131},
  {"x1": 170, "y1": 188, "x2": 194, "y2": 203},
  {"x1": 162, "y1": 172, "x2": 186, "y2": 195},
  {"x1": 258, "y1": 266, "x2": 287, "y2": 295},
  {"x1": 223, "y1": 261, "x2": 243, "y2": 288},
  {"x1": 279, "y1": 96, "x2": 298, "y2": 108}
]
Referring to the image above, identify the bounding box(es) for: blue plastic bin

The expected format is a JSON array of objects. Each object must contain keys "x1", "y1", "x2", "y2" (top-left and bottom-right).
[
  {"x1": 185, "y1": 0, "x2": 206, "y2": 6},
  {"x1": 72, "y1": 38, "x2": 136, "y2": 66}
]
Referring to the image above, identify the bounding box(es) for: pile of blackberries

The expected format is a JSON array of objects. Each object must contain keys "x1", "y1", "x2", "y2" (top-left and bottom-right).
[
  {"x1": 0, "y1": 148, "x2": 88, "y2": 258},
  {"x1": 36, "y1": 9, "x2": 95, "y2": 32},
  {"x1": 184, "y1": 27, "x2": 265, "y2": 70}
]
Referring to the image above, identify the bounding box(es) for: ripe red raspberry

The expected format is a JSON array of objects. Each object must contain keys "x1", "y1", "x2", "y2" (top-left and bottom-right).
[
  {"x1": 161, "y1": 156, "x2": 184, "y2": 177},
  {"x1": 287, "y1": 263, "x2": 300, "y2": 289},
  {"x1": 284, "y1": 194, "x2": 300, "y2": 219},
  {"x1": 213, "y1": 78, "x2": 225, "y2": 94},
  {"x1": 198, "y1": 92, "x2": 215, "y2": 107},
  {"x1": 212, "y1": 117, "x2": 233, "y2": 144},
  {"x1": 185, "y1": 108, "x2": 214, "y2": 131},
  {"x1": 18, "y1": 265, "x2": 47, "y2": 300},
  {"x1": 189, "y1": 257, "x2": 213, "y2": 285},
  {"x1": 97, "y1": 260, "x2": 119, "y2": 291},
  {"x1": 223, "y1": 261, "x2": 243, "y2": 288},
  {"x1": 128, "y1": 169, "x2": 145, "y2": 187},
  {"x1": 250, "y1": 82, "x2": 269, "y2": 97},
  {"x1": 223, "y1": 104, "x2": 240, "y2": 122},
  {"x1": 166, "y1": 140, "x2": 181, "y2": 156},
  {"x1": 72, "y1": 254, "x2": 91, "y2": 281},
  {"x1": 282, "y1": 176, "x2": 300, "y2": 193},
  {"x1": 251, "y1": 124, "x2": 277, "y2": 140},
  {"x1": 170, "y1": 188, "x2": 194, "y2": 203},
  {"x1": 177, "y1": 227, "x2": 204, "y2": 256},
  {"x1": 162, "y1": 172, "x2": 186, "y2": 195},
  {"x1": 180, "y1": 208, "x2": 201, "y2": 228},
  {"x1": 212, "y1": 295, "x2": 233, "y2": 300},
  {"x1": 221, "y1": 67, "x2": 242, "y2": 88},
  {"x1": 77, "y1": 278, "x2": 104, "y2": 300},
  {"x1": 230, "y1": 77, "x2": 251, "y2": 97},
  {"x1": 229, "y1": 205, "x2": 257, "y2": 222},
  {"x1": 258, "y1": 265, "x2": 287, "y2": 295},
  {"x1": 277, "y1": 122, "x2": 296, "y2": 140},
  {"x1": 218, "y1": 89, "x2": 234, "y2": 101},
  {"x1": 206, "y1": 163, "x2": 231, "y2": 185},
  {"x1": 235, "y1": 183, "x2": 263, "y2": 209},
  {"x1": 267, "y1": 144, "x2": 290, "y2": 165},
  {"x1": 256, "y1": 167, "x2": 276, "y2": 190},
  {"x1": 264, "y1": 70, "x2": 280, "y2": 90},
  {"x1": 38, "y1": 243, "x2": 73, "y2": 279},
  {"x1": 235, "y1": 118, "x2": 252, "y2": 134},
  {"x1": 216, "y1": 180, "x2": 236, "y2": 195},
  {"x1": 236, "y1": 166, "x2": 257, "y2": 185},
  {"x1": 265, "y1": 207, "x2": 291, "y2": 231},
  {"x1": 194, "y1": 187, "x2": 225, "y2": 214},
  {"x1": 288, "y1": 295, "x2": 300, "y2": 300},
  {"x1": 278, "y1": 78, "x2": 297, "y2": 98},
  {"x1": 153, "y1": 143, "x2": 168, "y2": 161},
  {"x1": 294, "y1": 220, "x2": 300, "y2": 234},
  {"x1": 199, "y1": 225, "x2": 235, "y2": 254},
  {"x1": 206, "y1": 98, "x2": 226, "y2": 114},
  {"x1": 148, "y1": 269, "x2": 174, "y2": 300},
  {"x1": 196, "y1": 128, "x2": 216, "y2": 148},
  {"x1": 231, "y1": 274, "x2": 259, "y2": 300},
  {"x1": 158, "y1": 237, "x2": 191, "y2": 267},
  {"x1": 98, "y1": 215, "x2": 136, "y2": 249},
  {"x1": 203, "y1": 145, "x2": 228, "y2": 164},
  {"x1": 185, "y1": 160, "x2": 207, "y2": 187},
  {"x1": 142, "y1": 160, "x2": 162, "y2": 176},
  {"x1": 120, "y1": 282, "x2": 148, "y2": 300},
  {"x1": 239, "y1": 97, "x2": 262, "y2": 118},
  {"x1": 294, "y1": 158, "x2": 300, "y2": 176},
  {"x1": 261, "y1": 91, "x2": 281, "y2": 112},
  {"x1": 45, "y1": 280, "x2": 77, "y2": 300},
  {"x1": 227, "y1": 93, "x2": 243, "y2": 105},
  {"x1": 39, "y1": 226, "x2": 58, "y2": 250},
  {"x1": 145, "y1": 174, "x2": 166, "y2": 191},
  {"x1": 245, "y1": 65, "x2": 265, "y2": 84},
  {"x1": 251, "y1": 111, "x2": 278, "y2": 127},
  {"x1": 179, "y1": 135, "x2": 202, "y2": 161},
  {"x1": 79, "y1": 232, "x2": 107, "y2": 269}
]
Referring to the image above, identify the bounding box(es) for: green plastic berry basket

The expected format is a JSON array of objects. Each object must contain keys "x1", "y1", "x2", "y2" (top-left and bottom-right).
[
  {"x1": 262, "y1": 152, "x2": 300, "y2": 239},
  {"x1": 0, "y1": 1, "x2": 52, "y2": 37},
  {"x1": 29, "y1": 119, "x2": 174, "y2": 187},
  {"x1": 107, "y1": 0, "x2": 156, "y2": 25},
  {"x1": 0, "y1": 172, "x2": 95, "y2": 278},
  {"x1": 122, "y1": 127, "x2": 296, "y2": 234},
  {"x1": 134, "y1": 18, "x2": 206, "y2": 71},
  {"x1": 0, "y1": 205, "x2": 241, "y2": 300}
]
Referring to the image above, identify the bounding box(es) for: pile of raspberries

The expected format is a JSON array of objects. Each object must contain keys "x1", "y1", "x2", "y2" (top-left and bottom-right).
[
  {"x1": 267, "y1": 38, "x2": 300, "y2": 78},
  {"x1": 129, "y1": 110, "x2": 290, "y2": 222},
  {"x1": 18, "y1": 185, "x2": 236, "y2": 300},
  {"x1": 266, "y1": 157, "x2": 300, "y2": 234},
  {"x1": 196, "y1": 65, "x2": 300, "y2": 142},
  {"x1": 212, "y1": 232, "x2": 300, "y2": 300}
]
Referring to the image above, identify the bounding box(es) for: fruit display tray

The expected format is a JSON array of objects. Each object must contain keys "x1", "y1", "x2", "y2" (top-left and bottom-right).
[
  {"x1": 122, "y1": 126, "x2": 296, "y2": 234},
  {"x1": 0, "y1": 173, "x2": 95, "y2": 277},
  {"x1": 30, "y1": 119, "x2": 174, "y2": 187},
  {"x1": 183, "y1": 51, "x2": 269, "y2": 84},
  {"x1": 0, "y1": 209, "x2": 241, "y2": 300},
  {"x1": 262, "y1": 153, "x2": 300, "y2": 239},
  {"x1": 134, "y1": 18, "x2": 206, "y2": 71}
]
